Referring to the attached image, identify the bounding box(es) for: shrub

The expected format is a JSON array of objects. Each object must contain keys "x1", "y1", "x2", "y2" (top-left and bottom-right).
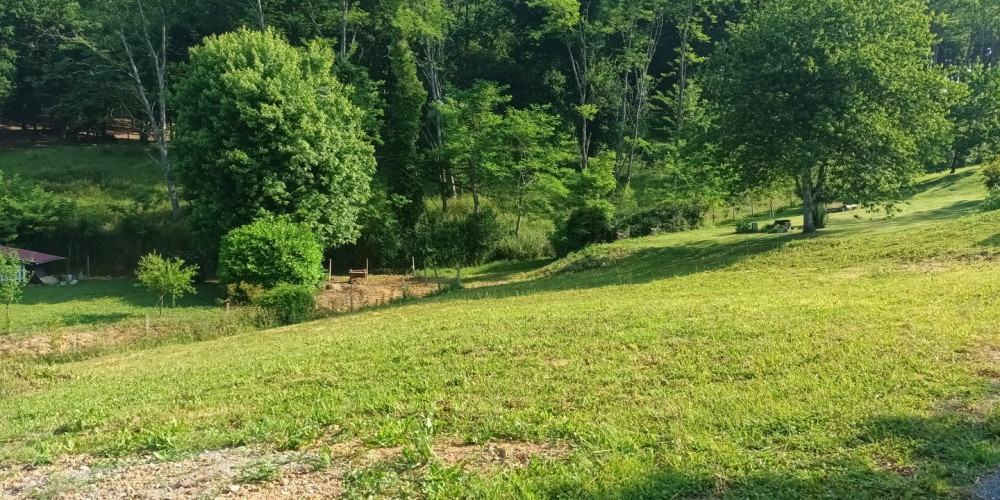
[
  {"x1": 254, "y1": 284, "x2": 316, "y2": 326},
  {"x1": 619, "y1": 202, "x2": 706, "y2": 238},
  {"x1": 552, "y1": 200, "x2": 617, "y2": 257},
  {"x1": 735, "y1": 221, "x2": 755, "y2": 234},
  {"x1": 416, "y1": 210, "x2": 505, "y2": 271},
  {"x1": 813, "y1": 205, "x2": 829, "y2": 229},
  {"x1": 226, "y1": 282, "x2": 265, "y2": 306},
  {"x1": 985, "y1": 160, "x2": 1000, "y2": 190},
  {"x1": 982, "y1": 187, "x2": 1000, "y2": 212},
  {"x1": 218, "y1": 219, "x2": 324, "y2": 289},
  {"x1": 461, "y1": 210, "x2": 505, "y2": 266},
  {"x1": 494, "y1": 226, "x2": 555, "y2": 261},
  {"x1": 136, "y1": 252, "x2": 199, "y2": 316}
]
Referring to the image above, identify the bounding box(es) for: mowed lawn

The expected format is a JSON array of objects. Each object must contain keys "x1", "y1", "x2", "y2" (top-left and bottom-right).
[
  {"x1": 1, "y1": 169, "x2": 999, "y2": 498},
  {"x1": 6, "y1": 279, "x2": 222, "y2": 337}
]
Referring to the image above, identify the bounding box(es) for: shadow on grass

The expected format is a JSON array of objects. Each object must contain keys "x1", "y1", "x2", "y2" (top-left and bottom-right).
[
  {"x1": 457, "y1": 233, "x2": 793, "y2": 300},
  {"x1": 19, "y1": 280, "x2": 220, "y2": 309},
  {"x1": 553, "y1": 411, "x2": 1000, "y2": 499},
  {"x1": 58, "y1": 312, "x2": 132, "y2": 327},
  {"x1": 978, "y1": 233, "x2": 1000, "y2": 247}
]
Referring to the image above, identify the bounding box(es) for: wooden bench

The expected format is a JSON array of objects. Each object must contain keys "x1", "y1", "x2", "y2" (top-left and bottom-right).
[{"x1": 348, "y1": 259, "x2": 369, "y2": 283}]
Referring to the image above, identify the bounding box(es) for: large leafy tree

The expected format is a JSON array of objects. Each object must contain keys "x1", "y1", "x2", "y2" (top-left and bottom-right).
[
  {"x1": 172, "y1": 28, "x2": 376, "y2": 255},
  {"x1": 707, "y1": 0, "x2": 952, "y2": 232}
]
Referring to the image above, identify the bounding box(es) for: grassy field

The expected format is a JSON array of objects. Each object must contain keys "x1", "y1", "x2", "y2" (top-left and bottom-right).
[{"x1": 0, "y1": 167, "x2": 997, "y2": 498}]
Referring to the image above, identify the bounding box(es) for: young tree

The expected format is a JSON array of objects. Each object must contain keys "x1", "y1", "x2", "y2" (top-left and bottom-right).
[
  {"x1": 136, "y1": 252, "x2": 199, "y2": 315},
  {"x1": 501, "y1": 105, "x2": 575, "y2": 236},
  {"x1": 439, "y1": 81, "x2": 509, "y2": 214},
  {"x1": 172, "y1": 29, "x2": 376, "y2": 256},
  {"x1": 706, "y1": 0, "x2": 952, "y2": 232},
  {"x1": 0, "y1": 249, "x2": 26, "y2": 333}
]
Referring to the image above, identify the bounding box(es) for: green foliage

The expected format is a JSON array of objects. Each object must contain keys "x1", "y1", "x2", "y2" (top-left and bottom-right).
[
  {"x1": 225, "y1": 282, "x2": 265, "y2": 306},
  {"x1": 254, "y1": 284, "x2": 316, "y2": 326},
  {"x1": 383, "y1": 35, "x2": 428, "y2": 230},
  {"x1": 552, "y1": 199, "x2": 617, "y2": 257},
  {"x1": 0, "y1": 171, "x2": 74, "y2": 245},
  {"x1": 619, "y1": 202, "x2": 706, "y2": 238},
  {"x1": 135, "y1": 252, "x2": 199, "y2": 315},
  {"x1": 0, "y1": 248, "x2": 27, "y2": 333},
  {"x1": 218, "y1": 219, "x2": 324, "y2": 289},
  {"x1": 460, "y1": 210, "x2": 506, "y2": 266},
  {"x1": 981, "y1": 187, "x2": 1000, "y2": 212},
  {"x1": 416, "y1": 210, "x2": 505, "y2": 270},
  {"x1": 440, "y1": 81, "x2": 510, "y2": 208},
  {"x1": 172, "y1": 29, "x2": 376, "y2": 255},
  {"x1": 984, "y1": 159, "x2": 1000, "y2": 189}
]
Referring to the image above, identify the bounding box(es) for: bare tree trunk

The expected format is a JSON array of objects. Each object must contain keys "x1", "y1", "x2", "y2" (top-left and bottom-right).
[
  {"x1": 472, "y1": 190, "x2": 480, "y2": 214},
  {"x1": 252, "y1": 0, "x2": 265, "y2": 30},
  {"x1": 800, "y1": 168, "x2": 816, "y2": 233},
  {"x1": 112, "y1": 0, "x2": 182, "y2": 222},
  {"x1": 340, "y1": 0, "x2": 349, "y2": 60}
]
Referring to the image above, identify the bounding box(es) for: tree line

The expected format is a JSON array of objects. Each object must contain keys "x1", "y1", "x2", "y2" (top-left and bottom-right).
[{"x1": 1, "y1": 0, "x2": 999, "y2": 272}]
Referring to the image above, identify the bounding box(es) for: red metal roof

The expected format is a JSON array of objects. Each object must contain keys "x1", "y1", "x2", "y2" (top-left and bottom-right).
[{"x1": 0, "y1": 246, "x2": 65, "y2": 265}]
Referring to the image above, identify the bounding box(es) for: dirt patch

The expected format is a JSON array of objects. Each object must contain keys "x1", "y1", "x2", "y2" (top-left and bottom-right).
[
  {"x1": 0, "y1": 438, "x2": 569, "y2": 499},
  {"x1": 316, "y1": 275, "x2": 440, "y2": 314}
]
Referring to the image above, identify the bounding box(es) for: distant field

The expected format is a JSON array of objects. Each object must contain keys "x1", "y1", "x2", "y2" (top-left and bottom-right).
[{"x1": 0, "y1": 167, "x2": 996, "y2": 498}]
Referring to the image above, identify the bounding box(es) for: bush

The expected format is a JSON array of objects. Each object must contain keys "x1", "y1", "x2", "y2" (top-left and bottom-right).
[
  {"x1": 619, "y1": 202, "x2": 706, "y2": 238},
  {"x1": 415, "y1": 210, "x2": 505, "y2": 270},
  {"x1": 493, "y1": 225, "x2": 555, "y2": 261},
  {"x1": 254, "y1": 284, "x2": 316, "y2": 326},
  {"x1": 552, "y1": 200, "x2": 617, "y2": 257},
  {"x1": 226, "y1": 282, "x2": 265, "y2": 305},
  {"x1": 218, "y1": 219, "x2": 325, "y2": 288},
  {"x1": 982, "y1": 187, "x2": 1000, "y2": 212},
  {"x1": 985, "y1": 160, "x2": 1000, "y2": 190},
  {"x1": 461, "y1": 210, "x2": 505, "y2": 266},
  {"x1": 735, "y1": 221, "x2": 755, "y2": 234}
]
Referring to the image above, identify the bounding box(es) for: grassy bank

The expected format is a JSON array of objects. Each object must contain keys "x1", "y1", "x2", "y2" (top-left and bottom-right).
[{"x1": 0, "y1": 168, "x2": 996, "y2": 498}]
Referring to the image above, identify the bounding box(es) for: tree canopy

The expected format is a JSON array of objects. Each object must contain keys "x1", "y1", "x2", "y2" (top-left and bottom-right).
[{"x1": 172, "y1": 28, "x2": 376, "y2": 253}]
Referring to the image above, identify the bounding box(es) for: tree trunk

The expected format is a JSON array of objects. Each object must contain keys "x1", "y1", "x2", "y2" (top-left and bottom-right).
[
  {"x1": 472, "y1": 190, "x2": 480, "y2": 214},
  {"x1": 515, "y1": 212, "x2": 522, "y2": 238},
  {"x1": 801, "y1": 171, "x2": 816, "y2": 234}
]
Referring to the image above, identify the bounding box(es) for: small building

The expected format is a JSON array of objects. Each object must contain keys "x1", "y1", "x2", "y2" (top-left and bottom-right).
[{"x1": 0, "y1": 246, "x2": 66, "y2": 283}]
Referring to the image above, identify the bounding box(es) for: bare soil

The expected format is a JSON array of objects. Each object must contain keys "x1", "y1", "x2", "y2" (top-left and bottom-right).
[
  {"x1": 0, "y1": 438, "x2": 570, "y2": 499},
  {"x1": 315, "y1": 275, "x2": 441, "y2": 314}
]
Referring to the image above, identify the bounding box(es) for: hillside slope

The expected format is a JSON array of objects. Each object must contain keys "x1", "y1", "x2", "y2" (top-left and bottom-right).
[{"x1": 1, "y1": 169, "x2": 998, "y2": 499}]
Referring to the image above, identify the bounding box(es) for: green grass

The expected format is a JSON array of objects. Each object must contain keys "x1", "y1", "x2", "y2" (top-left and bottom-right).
[
  {"x1": 0, "y1": 168, "x2": 997, "y2": 498},
  {"x1": 5, "y1": 279, "x2": 222, "y2": 337}
]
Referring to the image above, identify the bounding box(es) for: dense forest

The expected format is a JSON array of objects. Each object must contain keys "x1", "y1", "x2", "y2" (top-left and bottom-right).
[{"x1": 1, "y1": 0, "x2": 1000, "y2": 273}]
